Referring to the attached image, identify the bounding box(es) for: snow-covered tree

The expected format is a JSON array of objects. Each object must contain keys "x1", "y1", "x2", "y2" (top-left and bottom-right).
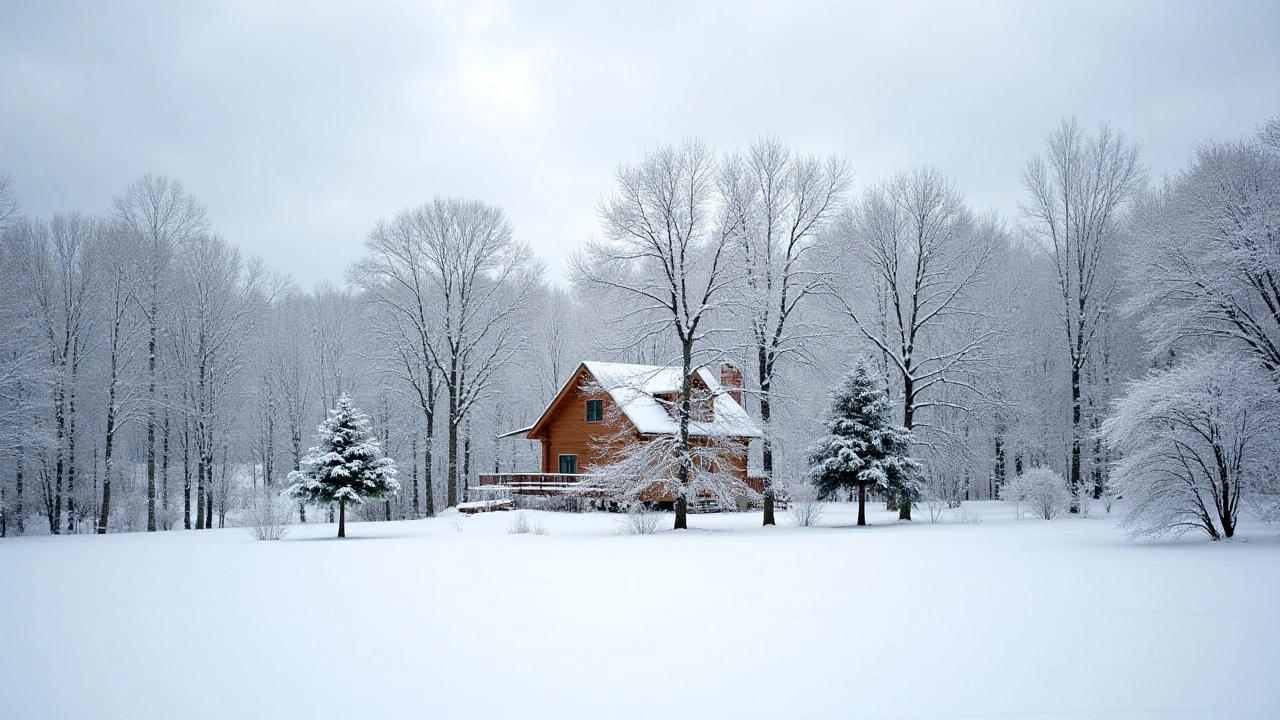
[
  {"x1": 1128, "y1": 118, "x2": 1280, "y2": 385},
  {"x1": 1101, "y1": 352, "x2": 1279, "y2": 540},
  {"x1": 287, "y1": 395, "x2": 399, "y2": 538},
  {"x1": 580, "y1": 378, "x2": 759, "y2": 515},
  {"x1": 805, "y1": 360, "x2": 921, "y2": 525}
]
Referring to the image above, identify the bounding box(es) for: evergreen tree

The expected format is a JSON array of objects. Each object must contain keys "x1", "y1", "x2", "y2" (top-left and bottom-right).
[
  {"x1": 805, "y1": 360, "x2": 921, "y2": 525},
  {"x1": 287, "y1": 395, "x2": 399, "y2": 537}
]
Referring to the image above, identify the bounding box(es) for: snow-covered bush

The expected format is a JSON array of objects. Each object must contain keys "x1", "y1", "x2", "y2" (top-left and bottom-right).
[
  {"x1": 787, "y1": 484, "x2": 826, "y2": 527},
  {"x1": 506, "y1": 512, "x2": 547, "y2": 535},
  {"x1": 1001, "y1": 467, "x2": 1070, "y2": 520},
  {"x1": 246, "y1": 489, "x2": 291, "y2": 541},
  {"x1": 617, "y1": 502, "x2": 665, "y2": 535}
]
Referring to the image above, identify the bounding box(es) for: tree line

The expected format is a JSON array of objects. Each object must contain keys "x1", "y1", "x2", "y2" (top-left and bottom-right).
[{"x1": 0, "y1": 115, "x2": 1276, "y2": 537}]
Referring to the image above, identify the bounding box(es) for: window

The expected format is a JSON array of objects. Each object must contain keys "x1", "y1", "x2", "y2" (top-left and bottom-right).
[
  {"x1": 558, "y1": 454, "x2": 578, "y2": 474},
  {"x1": 586, "y1": 399, "x2": 603, "y2": 422}
]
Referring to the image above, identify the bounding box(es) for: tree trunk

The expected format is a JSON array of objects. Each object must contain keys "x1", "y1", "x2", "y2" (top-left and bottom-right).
[
  {"x1": 182, "y1": 419, "x2": 192, "y2": 530},
  {"x1": 147, "y1": 288, "x2": 158, "y2": 532},
  {"x1": 857, "y1": 483, "x2": 867, "y2": 526},
  {"x1": 195, "y1": 449, "x2": 206, "y2": 530},
  {"x1": 673, "y1": 339, "x2": 693, "y2": 530},
  {"x1": 97, "y1": 410, "x2": 116, "y2": 534},
  {"x1": 446, "y1": 365, "x2": 459, "y2": 508},
  {"x1": 424, "y1": 377, "x2": 436, "y2": 517},
  {"x1": 760, "y1": 346, "x2": 775, "y2": 526},
  {"x1": 1069, "y1": 357, "x2": 1082, "y2": 513},
  {"x1": 52, "y1": 373, "x2": 64, "y2": 535},
  {"x1": 993, "y1": 433, "x2": 1006, "y2": 500},
  {"x1": 292, "y1": 428, "x2": 306, "y2": 523},
  {"x1": 161, "y1": 402, "x2": 171, "y2": 518},
  {"x1": 462, "y1": 421, "x2": 472, "y2": 505},
  {"x1": 204, "y1": 458, "x2": 214, "y2": 530},
  {"x1": 66, "y1": 353, "x2": 79, "y2": 534},
  {"x1": 411, "y1": 435, "x2": 420, "y2": 518},
  {"x1": 899, "y1": 374, "x2": 915, "y2": 521},
  {"x1": 14, "y1": 447, "x2": 23, "y2": 535},
  {"x1": 338, "y1": 498, "x2": 346, "y2": 538}
]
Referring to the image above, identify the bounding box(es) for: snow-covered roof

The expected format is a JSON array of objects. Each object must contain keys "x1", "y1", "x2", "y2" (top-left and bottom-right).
[
  {"x1": 582, "y1": 361, "x2": 762, "y2": 438},
  {"x1": 496, "y1": 425, "x2": 534, "y2": 439}
]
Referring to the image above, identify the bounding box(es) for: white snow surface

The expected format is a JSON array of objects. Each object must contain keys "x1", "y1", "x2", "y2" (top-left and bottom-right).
[
  {"x1": 1, "y1": 502, "x2": 1278, "y2": 720},
  {"x1": 583, "y1": 360, "x2": 762, "y2": 438}
]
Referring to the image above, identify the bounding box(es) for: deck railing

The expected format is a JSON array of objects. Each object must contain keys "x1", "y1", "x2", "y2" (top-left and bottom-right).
[
  {"x1": 475, "y1": 472, "x2": 772, "y2": 507},
  {"x1": 475, "y1": 473, "x2": 599, "y2": 496}
]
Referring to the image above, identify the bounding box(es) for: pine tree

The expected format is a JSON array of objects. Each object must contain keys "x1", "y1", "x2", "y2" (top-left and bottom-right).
[
  {"x1": 805, "y1": 360, "x2": 921, "y2": 525},
  {"x1": 286, "y1": 395, "x2": 399, "y2": 538}
]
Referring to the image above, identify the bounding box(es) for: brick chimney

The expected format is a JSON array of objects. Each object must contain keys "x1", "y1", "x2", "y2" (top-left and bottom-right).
[{"x1": 720, "y1": 362, "x2": 743, "y2": 406}]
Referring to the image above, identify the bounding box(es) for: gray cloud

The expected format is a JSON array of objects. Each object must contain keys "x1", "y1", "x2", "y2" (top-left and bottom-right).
[{"x1": 2, "y1": 0, "x2": 1277, "y2": 286}]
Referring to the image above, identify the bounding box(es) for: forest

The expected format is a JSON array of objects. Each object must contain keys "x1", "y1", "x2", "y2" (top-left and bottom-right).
[{"x1": 1, "y1": 115, "x2": 1277, "y2": 539}]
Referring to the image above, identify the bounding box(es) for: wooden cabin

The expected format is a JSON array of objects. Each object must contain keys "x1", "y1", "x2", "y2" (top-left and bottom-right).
[{"x1": 478, "y1": 361, "x2": 763, "y2": 506}]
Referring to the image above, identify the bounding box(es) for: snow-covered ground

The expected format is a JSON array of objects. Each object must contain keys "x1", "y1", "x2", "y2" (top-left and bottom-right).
[{"x1": 1, "y1": 502, "x2": 1277, "y2": 720}]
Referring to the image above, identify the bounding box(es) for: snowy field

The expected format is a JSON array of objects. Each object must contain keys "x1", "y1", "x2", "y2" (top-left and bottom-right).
[{"x1": 2, "y1": 501, "x2": 1278, "y2": 720}]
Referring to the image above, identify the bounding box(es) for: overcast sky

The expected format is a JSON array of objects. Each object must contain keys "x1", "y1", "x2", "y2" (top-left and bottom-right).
[{"x1": 2, "y1": 0, "x2": 1277, "y2": 287}]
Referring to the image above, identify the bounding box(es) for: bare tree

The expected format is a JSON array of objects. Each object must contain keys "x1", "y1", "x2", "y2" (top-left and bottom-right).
[
  {"x1": 0, "y1": 202, "x2": 44, "y2": 535},
  {"x1": 15, "y1": 215, "x2": 101, "y2": 533},
  {"x1": 95, "y1": 223, "x2": 145, "y2": 533},
  {"x1": 114, "y1": 175, "x2": 208, "y2": 531},
  {"x1": 353, "y1": 197, "x2": 540, "y2": 509},
  {"x1": 308, "y1": 283, "x2": 358, "y2": 411},
  {"x1": 265, "y1": 292, "x2": 317, "y2": 521},
  {"x1": 533, "y1": 285, "x2": 582, "y2": 403},
  {"x1": 573, "y1": 140, "x2": 738, "y2": 530},
  {"x1": 832, "y1": 167, "x2": 996, "y2": 520},
  {"x1": 1021, "y1": 118, "x2": 1143, "y2": 511},
  {"x1": 170, "y1": 235, "x2": 272, "y2": 529},
  {"x1": 0, "y1": 172, "x2": 19, "y2": 230},
  {"x1": 350, "y1": 222, "x2": 444, "y2": 517},
  {"x1": 720, "y1": 137, "x2": 852, "y2": 525}
]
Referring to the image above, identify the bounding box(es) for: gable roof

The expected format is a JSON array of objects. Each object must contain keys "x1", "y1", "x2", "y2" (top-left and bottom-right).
[{"x1": 526, "y1": 361, "x2": 762, "y2": 440}]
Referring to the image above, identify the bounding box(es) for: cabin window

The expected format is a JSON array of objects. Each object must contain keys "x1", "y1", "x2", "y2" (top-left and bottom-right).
[
  {"x1": 558, "y1": 454, "x2": 578, "y2": 474},
  {"x1": 586, "y1": 399, "x2": 603, "y2": 422}
]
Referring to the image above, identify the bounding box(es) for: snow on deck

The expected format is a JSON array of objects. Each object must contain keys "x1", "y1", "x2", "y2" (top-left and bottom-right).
[
  {"x1": 584, "y1": 360, "x2": 762, "y2": 438},
  {"x1": 1, "y1": 502, "x2": 1277, "y2": 719}
]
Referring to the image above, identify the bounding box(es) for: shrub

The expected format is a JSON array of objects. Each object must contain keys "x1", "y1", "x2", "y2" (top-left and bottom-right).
[
  {"x1": 246, "y1": 489, "x2": 291, "y2": 541},
  {"x1": 617, "y1": 502, "x2": 665, "y2": 535},
  {"x1": 506, "y1": 512, "x2": 547, "y2": 535},
  {"x1": 1001, "y1": 467, "x2": 1070, "y2": 520},
  {"x1": 787, "y1": 484, "x2": 826, "y2": 527}
]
